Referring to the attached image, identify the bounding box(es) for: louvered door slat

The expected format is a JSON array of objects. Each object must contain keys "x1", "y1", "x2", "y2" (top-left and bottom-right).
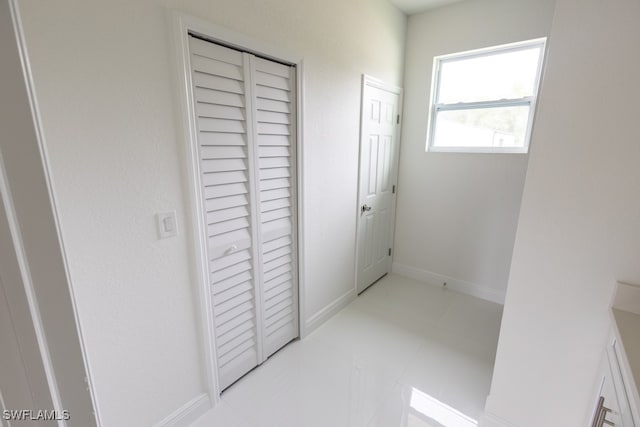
[
  {"x1": 255, "y1": 98, "x2": 290, "y2": 114},
  {"x1": 196, "y1": 87, "x2": 245, "y2": 108},
  {"x1": 255, "y1": 85, "x2": 290, "y2": 102},
  {"x1": 202, "y1": 170, "x2": 247, "y2": 186},
  {"x1": 263, "y1": 245, "x2": 291, "y2": 263},
  {"x1": 190, "y1": 37, "x2": 243, "y2": 65},
  {"x1": 212, "y1": 260, "x2": 252, "y2": 283},
  {"x1": 265, "y1": 279, "x2": 293, "y2": 300},
  {"x1": 257, "y1": 111, "x2": 290, "y2": 125},
  {"x1": 200, "y1": 146, "x2": 246, "y2": 160},
  {"x1": 190, "y1": 36, "x2": 259, "y2": 391},
  {"x1": 191, "y1": 56, "x2": 243, "y2": 81},
  {"x1": 205, "y1": 182, "x2": 248, "y2": 199},
  {"x1": 216, "y1": 311, "x2": 253, "y2": 339},
  {"x1": 211, "y1": 249, "x2": 251, "y2": 272},
  {"x1": 261, "y1": 177, "x2": 290, "y2": 191},
  {"x1": 207, "y1": 206, "x2": 249, "y2": 225},
  {"x1": 194, "y1": 73, "x2": 244, "y2": 94},
  {"x1": 254, "y1": 62, "x2": 298, "y2": 359},
  {"x1": 260, "y1": 167, "x2": 290, "y2": 180},
  {"x1": 259, "y1": 146, "x2": 290, "y2": 158},
  {"x1": 212, "y1": 271, "x2": 252, "y2": 296}
]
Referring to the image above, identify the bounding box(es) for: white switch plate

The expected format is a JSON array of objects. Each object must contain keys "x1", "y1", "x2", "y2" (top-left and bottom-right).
[{"x1": 156, "y1": 211, "x2": 178, "y2": 239}]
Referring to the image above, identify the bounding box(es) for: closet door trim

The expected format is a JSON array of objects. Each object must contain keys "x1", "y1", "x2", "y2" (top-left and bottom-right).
[{"x1": 172, "y1": 12, "x2": 306, "y2": 404}]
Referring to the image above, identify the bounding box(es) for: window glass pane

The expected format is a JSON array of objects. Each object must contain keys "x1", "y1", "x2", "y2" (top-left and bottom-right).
[
  {"x1": 433, "y1": 106, "x2": 530, "y2": 148},
  {"x1": 438, "y1": 47, "x2": 541, "y2": 104}
]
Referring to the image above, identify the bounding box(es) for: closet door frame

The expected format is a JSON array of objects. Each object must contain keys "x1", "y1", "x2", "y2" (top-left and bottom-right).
[{"x1": 171, "y1": 12, "x2": 306, "y2": 405}]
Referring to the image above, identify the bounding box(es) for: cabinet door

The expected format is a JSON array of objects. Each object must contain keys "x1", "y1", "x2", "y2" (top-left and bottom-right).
[
  {"x1": 592, "y1": 344, "x2": 636, "y2": 427},
  {"x1": 596, "y1": 368, "x2": 624, "y2": 426},
  {"x1": 608, "y1": 340, "x2": 637, "y2": 427}
]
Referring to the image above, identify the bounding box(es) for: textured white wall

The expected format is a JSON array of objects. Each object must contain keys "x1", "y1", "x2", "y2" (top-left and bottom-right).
[
  {"x1": 485, "y1": 0, "x2": 640, "y2": 425},
  {"x1": 393, "y1": 0, "x2": 556, "y2": 301},
  {"x1": 15, "y1": 0, "x2": 406, "y2": 424}
]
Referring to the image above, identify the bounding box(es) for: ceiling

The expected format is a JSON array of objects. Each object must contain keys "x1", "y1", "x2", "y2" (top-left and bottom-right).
[{"x1": 388, "y1": 0, "x2": 464, "y2": 15}]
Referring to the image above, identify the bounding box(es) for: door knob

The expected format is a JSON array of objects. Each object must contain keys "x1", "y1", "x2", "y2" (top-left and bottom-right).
[{"x1": 361, "y1": 204, "x2": 372, "y2": 214}]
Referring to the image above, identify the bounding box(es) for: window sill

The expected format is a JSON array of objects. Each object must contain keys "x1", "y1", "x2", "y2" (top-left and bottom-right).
[{"x1": 426, "y1": 146, "x2": 529, "y2": 154}]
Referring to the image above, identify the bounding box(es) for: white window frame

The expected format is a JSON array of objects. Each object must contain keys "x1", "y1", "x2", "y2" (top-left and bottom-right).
[{"x1": 426, "y1": 38, "x2": 547, "y2": 154}]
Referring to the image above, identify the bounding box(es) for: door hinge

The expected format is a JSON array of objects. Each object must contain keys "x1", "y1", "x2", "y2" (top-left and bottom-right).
[
  {"x1": 388, "y1": 248, "x2": 392, "y2": 256},
  {"x1": 396, "y1": 114, "x2": 400, "y2": 125},
  {"x1": 392, "y1": 184, "x2": 396, "y2": 194}
]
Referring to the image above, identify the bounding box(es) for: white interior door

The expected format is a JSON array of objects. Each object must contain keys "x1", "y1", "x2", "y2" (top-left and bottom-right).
[
  {"x1": 356, "y1": 76, "x2": 402, "y2": 294},
  {"x1": 188, "y1": 35, "x2": 298, "y2": 391}
]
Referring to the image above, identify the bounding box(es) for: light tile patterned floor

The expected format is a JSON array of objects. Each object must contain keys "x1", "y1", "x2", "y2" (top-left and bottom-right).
[{"x1": 191, "y1": 274, "x2": 503, "y2": 427}]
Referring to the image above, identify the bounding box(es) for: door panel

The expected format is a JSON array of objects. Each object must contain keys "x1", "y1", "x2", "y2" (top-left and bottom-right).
[
  {"x1": 190, "y1": 37, "x2": 260, "y2": 391},
  {"x1": 253, "y1": 57, "x2": 298, "y2": 359},
  {"x1": 356, "y1": 78, "x2": 401, "y2": 294}
]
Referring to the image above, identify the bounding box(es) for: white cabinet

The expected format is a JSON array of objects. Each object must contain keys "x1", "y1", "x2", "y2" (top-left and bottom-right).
[
  {"x1": 592, "y1": 337, "x2": 636, "y2": 426},
  {"x1": 592, "y1": 282, "x2": 640, "y2": 427}
]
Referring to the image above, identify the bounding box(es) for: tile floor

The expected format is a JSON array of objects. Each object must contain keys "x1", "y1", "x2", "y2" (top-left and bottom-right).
[{"x1": 191, "y1": 274, "x2": 503, "y2": 427}]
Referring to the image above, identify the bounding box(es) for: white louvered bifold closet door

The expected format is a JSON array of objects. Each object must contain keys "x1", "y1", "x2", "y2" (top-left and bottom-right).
[
  {"x1": 188, "y1": 35, "x2": 298, "y2": 391},
  {"x1": 252, "y1": 58, "x2": 299, "y2": 358}
]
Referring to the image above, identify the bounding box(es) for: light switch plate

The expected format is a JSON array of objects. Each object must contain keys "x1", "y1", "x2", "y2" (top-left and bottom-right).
[{"x1": 156, "y1": 211, "x2": 177, "y2": 239}]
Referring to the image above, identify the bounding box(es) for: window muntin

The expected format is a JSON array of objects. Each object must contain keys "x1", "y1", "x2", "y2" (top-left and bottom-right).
[{"x1": 427, "y1": 39, "x2": 546, "y2": 153}]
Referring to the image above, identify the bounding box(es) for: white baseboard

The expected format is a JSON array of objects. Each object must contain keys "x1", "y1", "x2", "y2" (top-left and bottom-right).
[
  {"x1": 391, "y1": 263, "x2": 505, "y2": 305},
  {"x1": 304, "y1": 289, "x2": 355, "y2": 336},
  {"x1": 153, "y1": 393, "x2": 211, "y2": 427},
  {"x1": 479, "y1": 412, "x2": 518, "y2": 427}
]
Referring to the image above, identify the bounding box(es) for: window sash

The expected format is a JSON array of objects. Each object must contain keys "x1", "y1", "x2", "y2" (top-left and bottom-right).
[{"x1": 429, "y1": 99, "x2": 535, "y2": 153}]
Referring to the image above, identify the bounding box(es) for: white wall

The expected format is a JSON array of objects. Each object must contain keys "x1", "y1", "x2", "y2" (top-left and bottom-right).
[
  {"x1": 393, "y1": 0, "x2": 556, "y2": 303},
  {"x1": 14, "y1": 0, "x2": 406, "y2": 425},
  {"x1": 484, "y1": 0, "x2": 640, "y2": 425}
]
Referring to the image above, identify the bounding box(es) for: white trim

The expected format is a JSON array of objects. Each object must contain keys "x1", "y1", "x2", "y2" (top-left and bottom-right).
[
  {"x1": 170, "y1": 10, "x2": 306, "y2": 397},
  {"x1": 362, "y1": 74, "x2": 403, "y2": 95},
  {"x1": 289, "y1": 63, "x2": 303, "y2": 340},
  {"x1": 153, "y1": 393, "x2": 210, "y2": 427},
  {"x1": 172, "y1": 12, "x2": 300, "y2": 66},
  {"x1": 391, "y1": 263, "x2": 505, "y2": 305},
  {"x1": 0, "y1": 387, "x2": 7, "y2": 427},
  {"x1": 295, "y1": 60, "x2": 307, "y2": 339},
  {"x1": 427, "y1": 146, "x2": 529, "y2": 154},
  {"x1": 0, "y1": 140, "x2": 64, "y2": 426},
  {"x1": 304, "y1": 289, "x2": 356, "y2": 335},
  {"x1": 354, "y1": 74, "x2": 403, "y2": 295},
  {"x1": 171, "y1": 11, "x2": 221, "y2": 405},
  {"x1": 435, "y1": 37, "x2": 548, "y2": 63},
  {"x1": 479, "y1": 412, "x2": 518, "y2": 427},
  {"x1": 7, "y1": 1, "x2": 102, "y2": 424}
]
